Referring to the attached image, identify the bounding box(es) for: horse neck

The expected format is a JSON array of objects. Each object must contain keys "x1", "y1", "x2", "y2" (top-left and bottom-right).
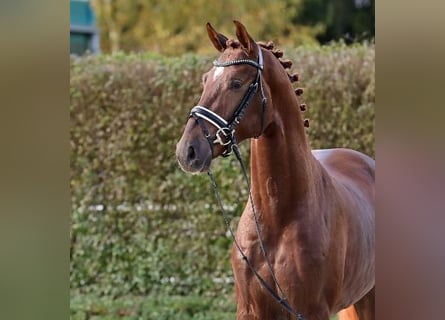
[{"x1": 250, "y1": 60, "x2": 321, "y2": 227}]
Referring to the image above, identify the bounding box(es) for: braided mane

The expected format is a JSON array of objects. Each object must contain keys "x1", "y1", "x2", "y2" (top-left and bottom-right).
[
  {"x1": 257, "y1": 41, "x2": 309, "y2": 127},
  {"x1": 222, "y1": 38, "x2": 309, "y2": 127}
]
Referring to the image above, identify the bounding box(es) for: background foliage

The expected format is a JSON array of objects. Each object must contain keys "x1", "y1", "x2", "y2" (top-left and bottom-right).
[
  {"x1": 70, "y1": 42, "x2": 374, "y2": 317},
  {"x1": 90, "y1": 0, "x2": 374, "y2": 55}
]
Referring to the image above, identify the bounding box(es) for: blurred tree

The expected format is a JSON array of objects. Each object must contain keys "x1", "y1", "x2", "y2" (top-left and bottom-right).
[
  {"x1": 92, "y1": 0, "x2": 150, "y2": 53},
  {"x1": 91, "y1": 0, "x2": 322, "y2": 55},
  {"x1": 293, "y1": 0, "x2": 374, "y2": 43},
  {"x1": 91, "y1": 0, "x2": 373, "y2": 55}
]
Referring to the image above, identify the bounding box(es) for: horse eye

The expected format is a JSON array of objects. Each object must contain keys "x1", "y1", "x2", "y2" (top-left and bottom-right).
[
  {"x1": 202, "y1": 73, "x2": 208, "y2": 84},
  {"x1": 230, "y1": 80, "x2": 243, "y2": 90}
]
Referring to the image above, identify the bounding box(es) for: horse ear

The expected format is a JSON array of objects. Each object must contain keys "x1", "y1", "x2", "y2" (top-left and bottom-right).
[
  {"x1": 233, "y1": 20, "x2": 255, "y2": 54},
  {"x1": 206, "y1": 22, "x2": 228, "y2": 52}
]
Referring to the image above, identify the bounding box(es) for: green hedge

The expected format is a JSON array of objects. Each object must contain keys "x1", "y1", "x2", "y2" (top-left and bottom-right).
[{"x1": 70, "y1": 43, "x2": 374, "y2": 298}]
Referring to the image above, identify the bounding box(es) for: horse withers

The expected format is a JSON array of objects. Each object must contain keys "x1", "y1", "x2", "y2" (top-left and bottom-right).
[{"x1": 176, "y1": 21, "x2": 375, "y2": 320}]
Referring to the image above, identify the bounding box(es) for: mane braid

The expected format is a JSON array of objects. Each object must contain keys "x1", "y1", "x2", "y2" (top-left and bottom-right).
[
  {"x1": 257, "y1": 41, "x2": 299, "y2": 84},
  {"x1": 257, "y1": 40, "x2": 309, "y2": 126}
]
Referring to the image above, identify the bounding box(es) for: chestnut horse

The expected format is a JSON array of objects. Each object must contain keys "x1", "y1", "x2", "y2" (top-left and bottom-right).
[{"x1": 176, "y1": 21, "x2": 374, "y2": 320}]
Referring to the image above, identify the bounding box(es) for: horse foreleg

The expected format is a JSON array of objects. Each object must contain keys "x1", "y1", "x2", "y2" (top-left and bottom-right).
[
  {"x1": 353, "y1": 286, "x2": 375, "y2": 320},
  {"x1": 337, "y1": 305, "x2": 359, "y2": 320},
  {"x1": 338, "y1": 286, "x2": 375, "y2": 320}
]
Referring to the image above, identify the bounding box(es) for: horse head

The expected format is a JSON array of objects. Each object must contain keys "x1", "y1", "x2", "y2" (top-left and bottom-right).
[{"x1": 176, "y1": 21, "x2": 273, "y2": 173}]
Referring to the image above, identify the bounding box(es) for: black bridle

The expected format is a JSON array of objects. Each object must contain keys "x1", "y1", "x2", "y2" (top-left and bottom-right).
[
  {"x1": 187, "y1": 46, "x2": 305, "y2": 320},
  {"x1": 189, "y1": 46, "x2": 267, "y2": 157}
]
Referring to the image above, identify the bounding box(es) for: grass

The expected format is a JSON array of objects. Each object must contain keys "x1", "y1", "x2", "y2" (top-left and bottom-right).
[
  {"x1": 70, "y1": 293, "x2": 237, "y2": 320},
  {"x1": 70, "y1": 293, "x2": 338, "y2": 320}
]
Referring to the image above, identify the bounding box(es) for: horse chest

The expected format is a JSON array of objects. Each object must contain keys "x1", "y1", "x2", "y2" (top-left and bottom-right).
[
  {"x1": 232, "y1": 210, "x2": 331, "y2": 307},
  {"x1": 232, "y1": 221, "x2": 304, "y2": 291}
]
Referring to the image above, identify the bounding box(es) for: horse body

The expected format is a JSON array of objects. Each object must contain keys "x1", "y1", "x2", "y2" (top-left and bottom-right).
[
  {"x1": 176, "y1": 21, "x2": 374, "y2": 319},
  {"x1": 233, "y1": 143, "x2": 375, "y2": 319},
  {"x1": 232, "y1": 60, "x2": 375, "y2": 318}
]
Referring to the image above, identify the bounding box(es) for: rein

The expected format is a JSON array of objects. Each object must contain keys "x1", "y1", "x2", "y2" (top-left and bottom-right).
[
  {"x1": 189, "y1": 46, "x2": 305, "y2": 320},
  {"x1": 208, "y1": 144, "x2": 304, "y2": 320}
]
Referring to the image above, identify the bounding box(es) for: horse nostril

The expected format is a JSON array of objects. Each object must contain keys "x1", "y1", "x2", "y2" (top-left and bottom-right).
[{"x1": 187, "y1": 145, "x2": 196, "y2": 162}]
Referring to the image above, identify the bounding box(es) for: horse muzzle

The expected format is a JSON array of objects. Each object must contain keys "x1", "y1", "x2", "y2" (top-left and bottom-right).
[{"x1": 176, "y1": 123, "x2": 213, "y2": 174}]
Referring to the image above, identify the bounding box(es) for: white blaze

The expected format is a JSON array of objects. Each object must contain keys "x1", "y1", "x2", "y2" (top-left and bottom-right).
[{"x1": 213, "y1": 67, "x2": 224, "y2": 81}]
